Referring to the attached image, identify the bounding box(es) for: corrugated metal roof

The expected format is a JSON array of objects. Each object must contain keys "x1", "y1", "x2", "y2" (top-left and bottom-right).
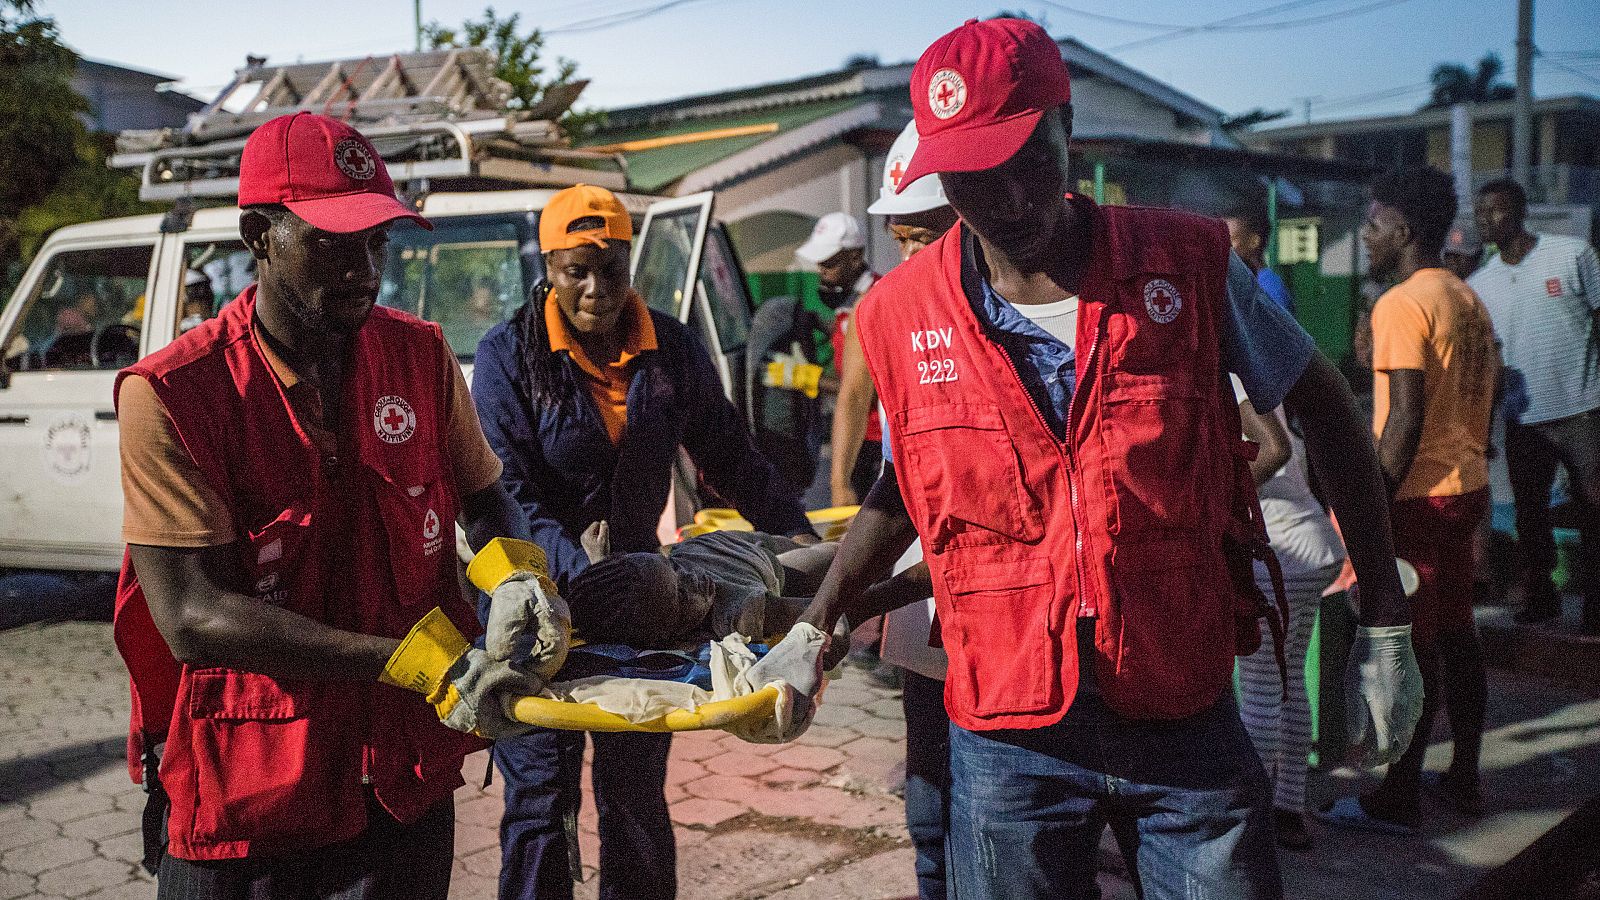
[{"x1": 582, "y1": 96, "x2": 868, "y2": 194}]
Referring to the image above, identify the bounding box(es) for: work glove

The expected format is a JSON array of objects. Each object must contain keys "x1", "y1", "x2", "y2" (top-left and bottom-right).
[
  {"x1": 1343, "y1": 624, "x2": 1424, "y2": 767},
  {"x1": 468, "y1": 538, "x2": 572, "y2": 682},
  {"x1": 764, "y1": 341, "x2": 823, "y2": 399},
  {"x1": 737, "y1": 622, "x2": 828, "y2": 743},
  {"x1": 381, "y1": 608, "x2": 541, "y2": 739}
]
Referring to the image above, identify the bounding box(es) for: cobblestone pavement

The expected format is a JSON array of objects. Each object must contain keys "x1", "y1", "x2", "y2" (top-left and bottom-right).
[{"x1": 5, "y1": 620, "x2": 1598, "y2": 899}]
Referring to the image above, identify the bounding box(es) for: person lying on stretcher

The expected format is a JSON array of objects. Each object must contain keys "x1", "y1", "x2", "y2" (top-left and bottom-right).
[{"x1": 568, "y1": 521, "x2": 932, "y2": 651}]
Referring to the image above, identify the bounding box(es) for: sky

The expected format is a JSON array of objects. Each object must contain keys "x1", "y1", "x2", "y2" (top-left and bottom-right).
[{"x1": 37, "y1": 0, "x2": 1600, "y2": 127}]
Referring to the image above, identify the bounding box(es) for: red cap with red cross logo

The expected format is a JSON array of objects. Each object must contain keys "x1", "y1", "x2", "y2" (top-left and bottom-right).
[
  {"x1": 896, "y1": 17, "x2": 1071, "y2": 193},
  {"x1": 238, "y1": 112, "x2": 431, "y2": 232}
]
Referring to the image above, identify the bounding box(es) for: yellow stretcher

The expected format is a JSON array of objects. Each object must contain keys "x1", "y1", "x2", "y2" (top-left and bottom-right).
[{"x1": 475, "y1": 508, "x2": 859, "y2": 735}]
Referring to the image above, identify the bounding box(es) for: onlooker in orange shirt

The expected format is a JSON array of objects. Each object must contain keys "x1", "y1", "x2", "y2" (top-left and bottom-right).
[{"x1": 1322, "y1": 167, "x2": 1499, "y2": 833}]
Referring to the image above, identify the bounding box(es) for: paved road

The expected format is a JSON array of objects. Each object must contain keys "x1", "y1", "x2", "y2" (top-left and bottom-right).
[{"x1": 5, "y1": 619, "x2": 1598, "y2": 899}]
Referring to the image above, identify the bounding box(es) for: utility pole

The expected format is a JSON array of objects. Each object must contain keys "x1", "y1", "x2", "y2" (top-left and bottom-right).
[
  {"x1": 1512, "y1": 0, "x2": 1534, "y2": 191},
  {"x1": 414, "y1": 0, "x2": 423, "y2": 51}
]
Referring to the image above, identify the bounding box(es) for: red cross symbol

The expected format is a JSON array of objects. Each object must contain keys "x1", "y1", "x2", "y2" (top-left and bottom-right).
[
  {"x1": 382, "y1": 406, "x2": 407, "y2": 432},
  {"x1": 935, "y1": 82, "x2": 956, "y2": 108},
  {"x1": 889, "y1": 159, "x2": 905, "y2": 188}
]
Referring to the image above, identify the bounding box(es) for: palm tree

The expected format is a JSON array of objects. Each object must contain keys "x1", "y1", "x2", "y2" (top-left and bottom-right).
[{"x1": 1424, "y1": 53, "x2": 1516, "y2": 109}]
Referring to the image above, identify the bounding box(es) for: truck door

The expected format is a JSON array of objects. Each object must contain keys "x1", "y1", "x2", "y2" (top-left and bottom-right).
[
  {"x1": 0, "y1": 239, "x2": 160, "y2": 571},
  {"x1": 630, "y1": 192, "x2": 737, "y2": 398}
]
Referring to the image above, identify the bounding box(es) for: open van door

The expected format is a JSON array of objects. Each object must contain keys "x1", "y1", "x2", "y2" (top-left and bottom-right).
[{"x1": 631, "y1": 192, "x2": 756, "y2": 412}]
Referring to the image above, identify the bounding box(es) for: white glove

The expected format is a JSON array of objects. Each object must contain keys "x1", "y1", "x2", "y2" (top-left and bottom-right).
[
  {"x1": 485, "y1": 571, "x2": 572, "y2": 683},
  {"x1": 737, "y1": 622, "x2": 828, "y2": 743},
  {"x1": 441, "y1": 647, "x2": 544, "y2": 739},
  {"x1": 1343, "y1": 624, "x2": 1424, "y2": 767}
]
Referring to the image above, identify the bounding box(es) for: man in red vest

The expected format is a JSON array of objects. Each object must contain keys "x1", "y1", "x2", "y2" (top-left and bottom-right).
[
  {"x1": 115, "y1": 112, "x2": 566, "y2": 899},
  {"x1": 769, "y1": 18, "x2": 1424, "y2": 899}
]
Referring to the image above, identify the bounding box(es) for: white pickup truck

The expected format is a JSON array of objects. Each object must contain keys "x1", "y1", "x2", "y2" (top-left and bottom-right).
[{"x1": 0, "y1": 184, "x2": 757, "y2": 584}]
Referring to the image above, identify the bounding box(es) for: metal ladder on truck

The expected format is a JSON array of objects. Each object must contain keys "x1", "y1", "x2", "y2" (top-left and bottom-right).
[{"x1": 110, "y1": 47, "x2": 626, "y2": 204}]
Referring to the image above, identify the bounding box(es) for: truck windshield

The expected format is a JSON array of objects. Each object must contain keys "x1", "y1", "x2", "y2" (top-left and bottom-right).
[{"x1": 378, "y1": 213, "x2": 542, "y2": 359}]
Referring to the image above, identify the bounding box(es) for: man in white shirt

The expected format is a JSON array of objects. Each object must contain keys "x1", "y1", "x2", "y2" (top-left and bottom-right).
[{"x1": 1470, "y1": 178, "x2": 1600, "y2": 633}]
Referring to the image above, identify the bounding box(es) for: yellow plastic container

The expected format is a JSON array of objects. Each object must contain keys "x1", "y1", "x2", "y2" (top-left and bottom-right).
[{"x1": 507, "y1": 685, "x2": 781, "y2": 733}]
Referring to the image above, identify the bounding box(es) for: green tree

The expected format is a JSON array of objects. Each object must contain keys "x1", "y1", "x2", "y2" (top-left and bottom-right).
[
  {"x1": 1425, "y1": 53, "x2": 1515, "y2": 109},
  {"x1": 423, "y1": 6, "x2": 604, "y2": 138},
  {"x1": 0, "y1": 0, "x2": 86, "y2": 279}
]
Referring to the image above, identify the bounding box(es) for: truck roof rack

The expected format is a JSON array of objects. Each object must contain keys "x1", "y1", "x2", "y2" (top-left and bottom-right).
[{"x1": 111, "y1": 48, "x2": 626, "y2": 202}]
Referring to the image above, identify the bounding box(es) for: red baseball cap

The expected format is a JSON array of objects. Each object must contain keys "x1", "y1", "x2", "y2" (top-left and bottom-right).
[
  {"x1": 238, "y1": 112, "x2": 431, "y2": 232},
  {"x1": 896, "y1": 18, "x2": 1072, "y2": 193}
]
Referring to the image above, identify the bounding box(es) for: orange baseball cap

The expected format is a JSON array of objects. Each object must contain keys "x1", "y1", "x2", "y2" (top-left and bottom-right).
[{"x1": 539, "y1": 184, "x2": 632, "y2": 252}]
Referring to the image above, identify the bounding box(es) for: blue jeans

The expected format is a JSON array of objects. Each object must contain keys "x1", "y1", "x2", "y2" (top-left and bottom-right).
[
  {"x1": 948, "y1": 663, "x2": 1281, "y2": 899},
  {"x1": 903, "y1": 670, "x2": 952, "y2": 900},
  {"x1": 493, "y1": 727, "x2": 675, "y2": 900}
]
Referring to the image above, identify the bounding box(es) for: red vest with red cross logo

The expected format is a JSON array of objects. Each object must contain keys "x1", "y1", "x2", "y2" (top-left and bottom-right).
[
  {"x1": 112, "y1": 287, "x2": 483, "y2": 860},
  {"x1": 857, "y1": 202, "x2": 1271, "y2": 728}
]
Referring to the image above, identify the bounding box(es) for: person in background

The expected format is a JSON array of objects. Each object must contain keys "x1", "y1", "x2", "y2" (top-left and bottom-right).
[
  {"x1": 1442, "y1": 221, "x2": 1484, "y2": 280},
  {"x1": 795, "y1": 212, "x2": 879, "y2": 502},
  {"x1": 471, "y1": 183, "x2": 816, "y2": 900},
  {"x1": 1226, "y1": 203, "x2": 1296, "y2": 315},
  {"x1": 1232, "y1": 374, "x2": 1345, "y2": 851},
  {"x1": 1470, "y1": 178, "x2": 1600, "y2": 633},
  {"x1": 179, "y1": 270, "x2": 215, "y2": 332},
  {"x1": 831, "y1": 124, "x2": 959, "y2": 509},
  {"x1": 1321, "y1": 167, "x2": 1498, "y2": 833}
]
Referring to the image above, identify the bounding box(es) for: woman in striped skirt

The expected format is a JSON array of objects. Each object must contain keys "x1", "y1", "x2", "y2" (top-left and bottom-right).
[{"x1": 1232, "y1": 374, "x2": 1346, "y2": 851}]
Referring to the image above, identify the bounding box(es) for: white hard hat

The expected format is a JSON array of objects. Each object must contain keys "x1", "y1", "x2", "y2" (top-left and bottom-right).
[
  {"x1": 795, "y1": 212, "x2": 866, "y2": 264},
  {"x1": 868, "y1": 120, "x2": 949, "y2": 216}
]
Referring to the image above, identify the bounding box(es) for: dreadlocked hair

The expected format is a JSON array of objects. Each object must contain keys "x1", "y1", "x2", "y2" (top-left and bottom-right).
[{"x1": 510, "y1": 280, "x2": 582, "y2": 417}]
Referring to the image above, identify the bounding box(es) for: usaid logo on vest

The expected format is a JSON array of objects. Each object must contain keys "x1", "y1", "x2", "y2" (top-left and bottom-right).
[
  {"x1": 1143, "y1": 279, "x2": 1182, "y2": 324},
  {"x1": 374, "y1": 395, "x2": 416, "y2": 444}
]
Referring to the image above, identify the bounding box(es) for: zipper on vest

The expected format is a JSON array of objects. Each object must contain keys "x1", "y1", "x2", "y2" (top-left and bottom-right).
[
  {"x1": 1064, "y1": 329, "x2": 1101, "y2": 617},
  {"x1": 993, "y1": 330, "x2": 1096, "y2": 621}
]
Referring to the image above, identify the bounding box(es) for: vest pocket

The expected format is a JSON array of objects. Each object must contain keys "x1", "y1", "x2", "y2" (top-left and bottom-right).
[
  {"x1": 1102, "y1": 536, "x2": 1233, "y2": 718},
  {"x1": 183, "y1": 670, "x2": 355, "y2": 848},
  {"x1": 942, "y1": 555, "x2": 1055, "y2": 716},
  {"x1": 1101, "y1": 375, "x2": 1204, "y2": 535},
  {"x1": 373, "y1": 477, "x2": 455, "y2": 609},
  {"x1": 898, "y1": 403, "x2": 1044, "y2": 553},
  {"x1": 243, "y1": 507, "x2": 312, "y2": 606}
]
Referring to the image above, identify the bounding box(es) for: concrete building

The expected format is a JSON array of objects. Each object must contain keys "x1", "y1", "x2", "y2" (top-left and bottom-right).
[{"x1": 1244, "y1": 94, "x2": 1600, "y2": 208}]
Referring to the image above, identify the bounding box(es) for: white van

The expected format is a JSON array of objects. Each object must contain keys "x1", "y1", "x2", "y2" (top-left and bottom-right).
[{"x1": 0, "y1": 187, "x2": 755, "y2": 576}]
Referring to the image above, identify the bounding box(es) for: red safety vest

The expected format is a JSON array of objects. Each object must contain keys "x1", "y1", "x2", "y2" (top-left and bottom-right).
[
  {"x1": 857, "y1": 201, "x2": 1277, "y2": 729},
  {"x1": 113, "y1": 287, "x2": 483, "y2": 860},
  {"x1": 831, "y1": 275, "x2": 882, "y2": 444}
]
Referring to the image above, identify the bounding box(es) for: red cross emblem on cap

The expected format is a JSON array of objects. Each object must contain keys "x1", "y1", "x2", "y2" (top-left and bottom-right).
[
  {"x1": 334, "y1": 137, "x2": 377, "y2": 181},
  {"x1": 889, "y1": 158, "x2": 906, "y2": 189},
  {"x1": 928, "y1": 68, "x2": 968, "y2": 120}
]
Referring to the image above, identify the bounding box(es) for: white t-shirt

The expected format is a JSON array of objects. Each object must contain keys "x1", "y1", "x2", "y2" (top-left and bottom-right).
[
  {"x1": 1468, "y1": 233, "x2": 1600, "y2": 425},
  {"x1": 1008, "y1": 295, "x2": 1079, "y2": 349},
  {"x1": 1230, "y1": 374, "x2": 1344, "y2": 577}
]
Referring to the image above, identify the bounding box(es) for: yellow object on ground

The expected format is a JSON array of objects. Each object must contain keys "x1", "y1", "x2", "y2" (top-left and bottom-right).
[{"x1": 467, "y1": 537, "x2": 550, "y2": 593}]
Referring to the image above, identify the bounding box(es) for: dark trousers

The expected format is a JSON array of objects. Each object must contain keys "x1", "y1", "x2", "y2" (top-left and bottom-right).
[
  {"x1": 155, "y1": 796, "x2": 453, "y2": 900},
  {"x1": 493, "y1": 727, "x2": 675, "y2": 900},
  {"x1": 902, "y1": 670, "x2": 951, "y2": 900},
  {"x1": 1506, "y1": 408, "x2": 1600, "y2": 626}
]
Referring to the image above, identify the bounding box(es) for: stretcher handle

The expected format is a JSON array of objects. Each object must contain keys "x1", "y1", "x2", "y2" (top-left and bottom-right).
[{"x1": 505, "y1": 685, "x2": 782, "y2": 733}]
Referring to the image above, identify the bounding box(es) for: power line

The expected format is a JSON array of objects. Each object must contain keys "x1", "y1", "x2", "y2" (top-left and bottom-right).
[
  {"x1": 1538, "y1": 55, "x2": 1600, "y2": 90},
  {"x1": 1034, "y1": 1, "x2": 1335, "y2": 32},
  {"x1": 1107, "y1": 0, "x2": 1418, "y2": 53},
  {"x1": 546, "y1": 0, "x2": 731, "y2": 35}
]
